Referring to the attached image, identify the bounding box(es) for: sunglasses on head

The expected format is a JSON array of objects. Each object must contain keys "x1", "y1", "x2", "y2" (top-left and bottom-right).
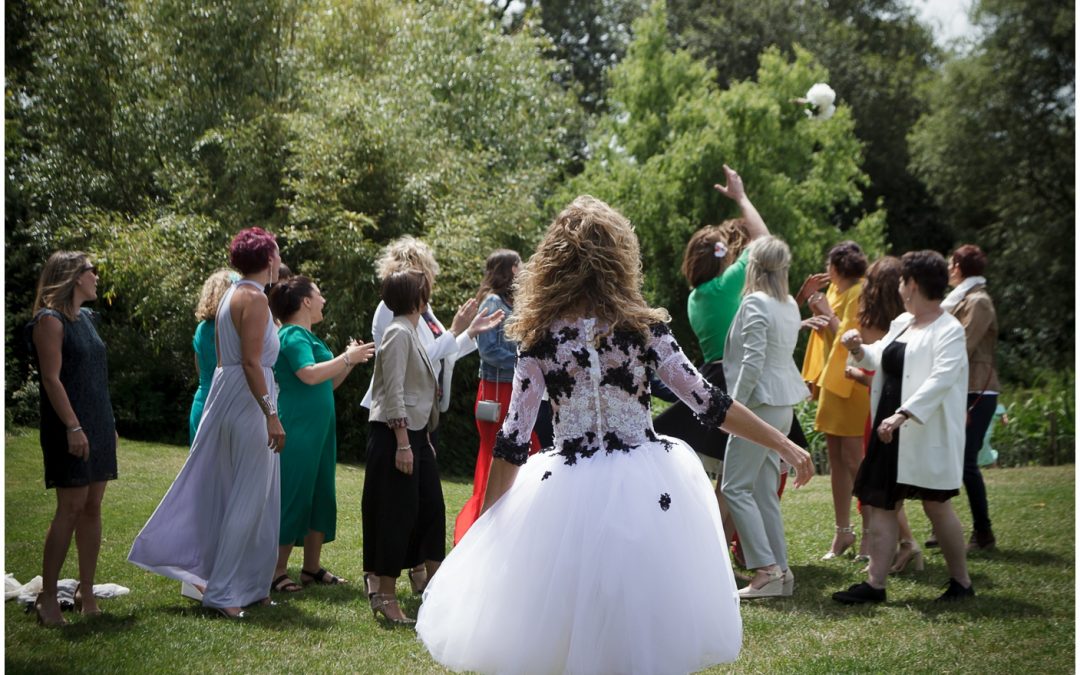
[{"x1": 82, "y1": 264, "x2": 98, "y2": 275}]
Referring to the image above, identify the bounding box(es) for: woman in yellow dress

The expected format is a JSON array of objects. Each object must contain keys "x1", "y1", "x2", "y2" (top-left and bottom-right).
[{"x1": 801, "y1": 241, "x2": 870, "y2": 559}]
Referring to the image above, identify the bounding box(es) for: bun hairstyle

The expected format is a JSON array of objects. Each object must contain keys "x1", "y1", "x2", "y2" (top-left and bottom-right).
[
  {"x1": 506, "y1": 195, "x2": 668, "y2": 350},
  {"x1": 827, "y1": 240, "x2": 869, "y2": 279},
  {"x1": 268, "y1": 275, "x2": 317, "y2": 322},
  {"x1": 229, "y1": 227, "x2": 278, "y2": 275},
  {"x1": 679, "y1": 219, "x2": 751, "y2": 289}
]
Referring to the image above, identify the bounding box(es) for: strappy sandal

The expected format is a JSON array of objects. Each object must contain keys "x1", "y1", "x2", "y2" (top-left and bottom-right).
[
  {"x1": 408, "y1": 566, "x2": 428, "y2": 594},
  {"x1": 30, "y1": 592, "x2": 67, "y2": 627},
  {"x1": 370, "y1": 593, "x2": 415, "y2": 625},
  {"x1": 300, "y1": 568, "x2": 346, "y2": 586},
  {"x1": 74, "y1": 583, "x2": 102, "y2": 616},
  {"x1": 271, "y1": 574, "x2": 303, "y2": 593}
]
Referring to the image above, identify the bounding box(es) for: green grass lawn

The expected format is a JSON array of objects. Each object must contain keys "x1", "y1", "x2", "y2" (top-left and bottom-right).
[{"x1": 5, "y1": 427, "x2": 1075, "y2": 674}]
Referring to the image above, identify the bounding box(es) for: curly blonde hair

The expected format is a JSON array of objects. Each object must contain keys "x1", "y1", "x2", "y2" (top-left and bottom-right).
[
  {"x1": 375, "y1": 235, "x2": 440, "y2": 285},
  {"x1": 194, "y1": 269, "x2": 235, "y2": 321},
  {"x1": 507, "y1": 196, "x2": 669, "y2": 350}
]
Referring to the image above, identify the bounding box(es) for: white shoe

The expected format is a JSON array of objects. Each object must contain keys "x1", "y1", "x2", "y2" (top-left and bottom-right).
[
  {"x1": 781, "y1": 568, "x2": 794, "y2": 596},
  {"x1": 738, "y1": 570, "x2": 784, "y2": 599},
  {"x1": 181, "y1": 582, "x2": 203, "y2": 602}
]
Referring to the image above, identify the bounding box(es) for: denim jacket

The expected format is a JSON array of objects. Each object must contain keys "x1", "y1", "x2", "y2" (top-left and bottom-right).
[{"x1": 477, "y1": 294, "x2": 517, "y2": 383}]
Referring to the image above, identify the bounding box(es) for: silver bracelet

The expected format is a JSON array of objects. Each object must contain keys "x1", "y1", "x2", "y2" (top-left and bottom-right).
[
  {"x1": 397, "y1": 445, "x2": 412, "y2": 452},
  {"x1": 343, "y1": 352, "x2": 353, "y2": 368},
  {"x1": 66, "y1": 425, "x2": 83, "y2": 433},
  {"x1": 259, "y1": 394, "x2": 278, "y2": 417}
]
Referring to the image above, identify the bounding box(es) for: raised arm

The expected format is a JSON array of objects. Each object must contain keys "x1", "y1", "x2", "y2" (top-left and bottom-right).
[{"x1": 713, "y1": 164, "x2": 768, "y2": 241}]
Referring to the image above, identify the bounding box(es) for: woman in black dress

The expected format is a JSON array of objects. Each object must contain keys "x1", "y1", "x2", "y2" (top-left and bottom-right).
[
  {"x1": 28, "y1": 251, "x2": 117, "y2": 626},
  {"x1": 832, "y1": 251, "x2": 973, "y2": 605}
]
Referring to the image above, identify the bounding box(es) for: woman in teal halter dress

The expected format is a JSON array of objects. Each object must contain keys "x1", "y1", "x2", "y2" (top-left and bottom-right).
[{"x1": 189, "y1": 270, "x2": 235, "y2": 444}]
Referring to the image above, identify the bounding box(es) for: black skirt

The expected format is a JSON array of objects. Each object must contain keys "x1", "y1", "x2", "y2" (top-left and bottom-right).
[
  {"x1": 853, "y1": 340, "x2": 959, "y2": 509},
  {"x1": 361, "y1": 422, "x2": 446, "y2": 576}
]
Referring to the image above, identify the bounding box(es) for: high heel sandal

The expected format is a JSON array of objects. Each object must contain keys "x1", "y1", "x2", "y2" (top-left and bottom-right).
[
  {"x1": 853, "y1": 529, "x2": 872, "y2": 563},
  {"x1": 889, "y1": 540, "x2": 925, "y2": 574},
  {"x1": 74, "y1": 583, "x2": 102, "y2": 617},
  {"x1": 737, "y1": 568, "x2": 785, "y2": 599},
  {"x1": 363, "y1": 573, "x2": 376, "y2": 600},
  {"x1": 31, "y1": 592, "x2": 67, "y2": 627},
  {"x1": 370, "y1": 593, "x2": 415, "y2": 625},
  {"x1": 408, "y1": 566, "x2": 428, "y2": 595},
  {"x1": 821, "y1": 526, "x2": 856, "y2": 561}
]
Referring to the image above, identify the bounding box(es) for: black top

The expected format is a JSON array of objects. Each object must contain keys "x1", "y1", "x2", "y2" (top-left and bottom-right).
[{"x1": 29, "y1": 308, "x2": 117, "y2": 488}]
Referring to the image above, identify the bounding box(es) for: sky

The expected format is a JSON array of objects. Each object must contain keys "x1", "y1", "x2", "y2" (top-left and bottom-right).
[{"x1": 909, "y1": 0, "x2": 978, "y2": 44}]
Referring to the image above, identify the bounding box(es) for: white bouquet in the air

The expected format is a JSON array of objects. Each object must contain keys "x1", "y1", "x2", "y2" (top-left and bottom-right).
[{"x1": 801, "y1": 83, "x2": 836, "y2": 120}]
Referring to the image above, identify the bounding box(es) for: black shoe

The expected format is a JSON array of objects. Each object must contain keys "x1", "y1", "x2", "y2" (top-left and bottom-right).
[
  {"x1": 967, "y1": 529, "x2": 996, "y2": 552},
  {"x1": 832, "y1": 582, "x2": 886, "y2": 605},
  {"x1": 935, "y1": 578, "x2": 975, "y2": 602},
  {"x1": 924, "y1": 533, "x2": 939, "y2": 548}
]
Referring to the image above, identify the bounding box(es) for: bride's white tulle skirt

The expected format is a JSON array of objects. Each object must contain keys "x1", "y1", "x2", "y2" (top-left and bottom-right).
[{"x1": 416, "y1": 438, "x2": 742, "y2": 675}]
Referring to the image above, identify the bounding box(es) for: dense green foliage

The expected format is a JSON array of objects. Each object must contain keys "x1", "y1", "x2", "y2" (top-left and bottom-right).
[
  {"x1": 5, "y1": 428, "x2": 1076, "y2": 673},
  {"x1": 908, "y1": 0, "x2": 1075, "y2": 382},
  {"x1": 557, "y1": 2, "x2": 887, "y2": 355},
  {"x1": 5, "y1": 0, "x2": 1073, "y2": 468}
]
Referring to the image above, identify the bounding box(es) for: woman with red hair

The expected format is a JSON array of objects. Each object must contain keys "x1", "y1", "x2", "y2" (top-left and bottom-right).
[{"x1": 130, "y1": 227, "x2": 285, "y2": 619}]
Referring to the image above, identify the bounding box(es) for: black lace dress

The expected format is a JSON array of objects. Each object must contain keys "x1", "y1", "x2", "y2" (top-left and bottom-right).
[
  {"x1": 29, "y1": 308, "x2": 117, "y2": 488},
  {"x1": 853, "y1": 339, "x2": 959, "y2": 508}
]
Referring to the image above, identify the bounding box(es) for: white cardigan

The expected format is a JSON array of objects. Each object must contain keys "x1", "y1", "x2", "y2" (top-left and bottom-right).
[
  {"x1": 853, "y1": 311, "x2": 969, "y2": 490},
  {"x1": 361, "y1": 301, "x2": 476, "y2": 413}
]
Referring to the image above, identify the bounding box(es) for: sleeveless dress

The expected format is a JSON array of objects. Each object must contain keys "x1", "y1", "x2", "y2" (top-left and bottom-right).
[
  {"x1": 28, "y1": 307, "x2": 117, "y2": 488},
  {"x1": 189, "y1": 319, "x2": 217, "y2": 444},
  {"x1": 417, "y1": 319, "x2": 743, "y2": 675},
  {"x1": 128, "y1": 280, "x2": 281, "y2": 609}
]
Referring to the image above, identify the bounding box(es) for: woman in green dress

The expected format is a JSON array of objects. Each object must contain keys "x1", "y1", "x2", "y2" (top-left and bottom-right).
[
  {"x1": 189, "y1": 269, "x2": 235, "y2": 444},
  {"x1": 267, "y1": 275, "x2": 375, "y2": 592}
]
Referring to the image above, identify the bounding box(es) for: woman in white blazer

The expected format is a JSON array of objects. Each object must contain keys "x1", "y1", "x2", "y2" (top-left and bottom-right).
[
  {"x1": 832, "y1": 250, "x2": 974, "y2": 605},
  {"x1": 720, "y1": 236, "x2": 809, "y2": 598},
  {"x1": 360, "y1": 236, "x2": 504, "y2": 595}
]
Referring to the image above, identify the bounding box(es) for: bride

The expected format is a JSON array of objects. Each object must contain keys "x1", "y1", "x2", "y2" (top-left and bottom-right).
[{"x1": 416, "y1": 195, "x2": 813, "y2": 674}]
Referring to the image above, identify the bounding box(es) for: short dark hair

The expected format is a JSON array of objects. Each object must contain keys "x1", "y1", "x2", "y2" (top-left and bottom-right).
[
  {"x1": 229, "y1": 227, "x2": 277, "y2": 275},
  {"x1": 268, "y1": 275, "x2": 316, "y2": 322},
  {"x1": 951, "y1": 244, "x2": 988, "y2": 278},
  {"x1": 901, "y1": 250, "x2": 949, "y2": 300},
  {"x1": 381, "y1": 270, "x2": 430, "y2": 316},
  {"x1": 828, "y1": 240, "x2": 868, "y2": 279}
]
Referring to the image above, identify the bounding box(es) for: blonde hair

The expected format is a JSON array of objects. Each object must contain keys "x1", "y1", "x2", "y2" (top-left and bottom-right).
[
  {"x1": 32, "y1": 251, "x2": 91, "y2": 321},
  {"x1": 507, "y1": 195, "x2": 669, "y2": 350},
  {"x1": 375, "y1": 235, "x2": 440, "y2": 285},
  {"x1": 194, "y1": 269, "x2": 235, "y2": 321},
  {"x1": 744, "y1": 236, "x2": 791, "y2": 301}
]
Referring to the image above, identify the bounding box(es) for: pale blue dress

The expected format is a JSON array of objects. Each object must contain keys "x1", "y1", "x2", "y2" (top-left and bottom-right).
[{"x1": 129, "y1": 279, "x2": 281, "y2": 609}]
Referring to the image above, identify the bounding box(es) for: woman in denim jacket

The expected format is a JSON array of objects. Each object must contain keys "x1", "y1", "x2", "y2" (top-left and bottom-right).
[{"x1": 453, "y1": 250, "x2": 541, "y2": 543}]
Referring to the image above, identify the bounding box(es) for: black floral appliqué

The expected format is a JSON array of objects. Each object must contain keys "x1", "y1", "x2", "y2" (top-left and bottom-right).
[
  {"x1": 610, "y1": 329, "x2": 646, "y2": 356},
  {"x1": 520, "y1": 377, "x2": 531, "y2": 392},
  {"x1": 521, "y1": 332, "x2": 558, "y2": 362},
  {"x1": 601, "y1": 361, "x2": 636, "y2": 395},
  {"x1": 541, "y1": 471, "x2": 552, "y2": 481},
  {"x1": 694, "y1": 386, "x2": 732, "y2": 429},
  {"x1": 556, "y1": 326, "x2": 580, "y2": 344},
  {"x1": 571, "y1": 346, "x2": 592, "y2": 370},
  {"x1": 545, "y1": 365, "x2": 575, "y2": 404},
  {"x1": 493, "y1": 429, "x2": 531, "y2": 466},
  {"x1": 603, "y1": 431, "x2": 633, "y2": 454},
  {"x1": 659, "y1": 493, "x2": 671, "y2": 511},
  {"x1": 645, "y1": 428, "x2": 674, "y2": 452}
]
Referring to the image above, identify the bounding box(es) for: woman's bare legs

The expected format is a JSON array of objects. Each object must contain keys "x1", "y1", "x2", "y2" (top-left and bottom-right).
[
  {"x1": 825, "y1": 434, "x2": 863, "y2": 556},
  {"x1": 922, "y1": 500, "x2": 971, "y2": 587},
  {"x1": 866, "y1": 503, "x2": 901, "y2": 589},
  {"x1": 73, "y1": 481, "x2": 107, "y2": 614},
  {"x1": 39, "y1": 485, "x2": 92, "y2": 624}
]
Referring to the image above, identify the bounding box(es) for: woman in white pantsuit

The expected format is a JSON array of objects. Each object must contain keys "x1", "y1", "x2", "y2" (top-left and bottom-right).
[{"x1": 721, "y1": 236, "x2": 809, "y2": 598}]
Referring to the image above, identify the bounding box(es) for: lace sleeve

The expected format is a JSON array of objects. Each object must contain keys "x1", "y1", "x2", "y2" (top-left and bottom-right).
[
  {"x1": 493, "y1": 354, "x2": 545, "y2": 466},
  {"x1": 649, "y1": 324, "x2": 732, "y2": 428}
]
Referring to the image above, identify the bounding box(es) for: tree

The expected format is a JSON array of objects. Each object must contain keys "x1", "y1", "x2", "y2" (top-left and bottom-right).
[
  {"x1": 908, "y1": 0, "x2": 1074, "y2": 380},
  {"x1": 667, "y1": 0, "x2": 948, "y2": 252},
  {"x1": 555, "y1": 1, "x2": 887, "y2": 359}
]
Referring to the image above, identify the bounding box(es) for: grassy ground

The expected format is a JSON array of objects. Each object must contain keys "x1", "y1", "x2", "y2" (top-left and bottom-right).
[{"x1": 4, "y1": 427, "x2": 1074, "y2": 674}]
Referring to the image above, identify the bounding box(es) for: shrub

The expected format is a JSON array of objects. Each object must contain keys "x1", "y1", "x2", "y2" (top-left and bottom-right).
[{"x1": 993, "y1": 369, "x2": 1075, "y2": 467}]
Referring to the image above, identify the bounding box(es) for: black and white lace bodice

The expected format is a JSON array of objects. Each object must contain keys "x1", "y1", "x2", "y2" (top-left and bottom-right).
[{"x1": 493, "y1": 318, "x2": 732, "y2": 466}]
